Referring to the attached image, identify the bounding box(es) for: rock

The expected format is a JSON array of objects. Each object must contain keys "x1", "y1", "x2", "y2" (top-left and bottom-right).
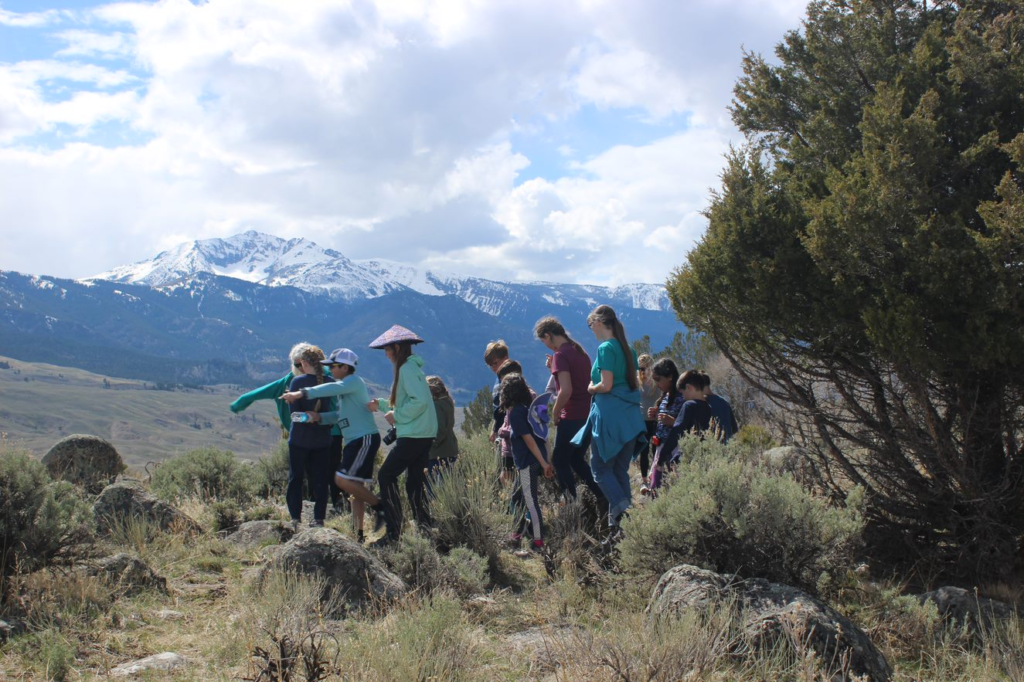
[
  {"x1": 110, "y1": 652, "x2": 187, "y2": 677},
  {"x1": 225, "y1": 520, "x2": 294, "y2": 550},
  {"x1": 88, "y1": 553, "x2": 168, "y2": 595},
  {"x1": 649, "y1": 565, "x2": 892, "y2": 682},
  {"x1": 0, "y1": 619, "x2": 12, "y2": 642},
  {"x1": 93, "y1": 482, "x2": 201, "y2": 535},
  {"x1": 918, "y1": 586, "x2": 1015, "y2": 633},
  {"x1": 154, "y1": 609, "x2": 184, "y2": 621},
  {"x1": 42, "y1": 434, "x2": 125, "y2": 494},
  {"x1": 258, "y1": 527, "x2": 406, "y2": 616}
]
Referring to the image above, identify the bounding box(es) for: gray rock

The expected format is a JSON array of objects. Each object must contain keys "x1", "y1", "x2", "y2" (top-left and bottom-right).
[
  {"x1": 93, "y1": 481, "x2": 201, "y2": 535},
  {"x1": 649, "y1": 565, "x2": 891, "y2": 682},
  {"x1": 87, "y1": 553, "x2": 168, "y2": 595},
  {"x1": 154, "y1": 609, "x2": 184, "y2": 621},
  {"x1": 258, "y1": 527, "x2": 406, "y2": 616},
  {"x1": 110, "y1": 652, "x2": 187, "y2": 677},
  {"x1": 225, "y1": 520, "x2": 294, "y2": 550},
  {"x1": 918, "y1": 586, "x2": 1015, "y2": 633},
  {"x1": 42, "y1": 434, "x2": 125, "y2": 494}
]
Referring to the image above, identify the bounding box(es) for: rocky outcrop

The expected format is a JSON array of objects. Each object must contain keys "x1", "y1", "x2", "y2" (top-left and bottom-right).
[
  {"x1": 87, "y1": 553, "x2": 167, "y2": 595},
  {"x1": 918, "y1": 586, "x2": 1015, "y2": 633},
  {"x1": 649, "y1": 564, "x2": 891, "y2": 681},
  {"x1": 42, "y1": 434, "x2": 125, "y2": 494},
  {"x1": 258, "y1": 527, "x2": 406, "y2": 616},
  {"x1": 93, "y1": 482, "x2": 201, "y2": 535},
  {"x1": 224, "y1": 520, "x2": 294, "y2": 550}
]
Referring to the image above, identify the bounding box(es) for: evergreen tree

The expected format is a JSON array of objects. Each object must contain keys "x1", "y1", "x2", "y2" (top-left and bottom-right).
[
  {"x1": 669, "y1": 0, "x2": 1024, "y2": 579},
  {"x1": 461, "y1": 385, "x2": 495, "y2": 438}
]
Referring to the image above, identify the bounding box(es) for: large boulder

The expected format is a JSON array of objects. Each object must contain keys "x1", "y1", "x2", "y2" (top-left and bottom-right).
[
  {"x1": 87, "y1": 553, "x2": 167, "y2": 595},
  {"x1": 42, "y1": 434, "x2": 125, "y2": 494},
  {"x1": 225, "y1": 520, "x2": 294, "y2": 550},
  {"x1": 649, "y1": 565, "x2": 891, "y2": 681},
  {"x1": 93, "y1": 482, "x2": 201, "y2": 535},
  {"x1": 258, "y1": 527, "x2": 406, "y2": 616},
  {"x1": 918, "y1": 586, "x2": 1015, "y2": 633}
]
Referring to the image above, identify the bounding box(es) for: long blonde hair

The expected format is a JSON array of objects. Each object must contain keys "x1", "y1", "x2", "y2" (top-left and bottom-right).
[{"x1": 586, "y1": 305, "x2": 637, "y2": 390}]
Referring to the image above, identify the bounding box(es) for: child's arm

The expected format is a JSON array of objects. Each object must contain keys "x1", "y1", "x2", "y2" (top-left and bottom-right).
[{"x1": 521, "y1": 433, "x2": 555, "y2": 478}]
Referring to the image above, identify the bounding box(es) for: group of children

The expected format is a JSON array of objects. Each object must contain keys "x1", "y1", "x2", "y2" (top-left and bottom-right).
[{"x1": 230, "y1": 305, "x2": 738, "y2": 552}]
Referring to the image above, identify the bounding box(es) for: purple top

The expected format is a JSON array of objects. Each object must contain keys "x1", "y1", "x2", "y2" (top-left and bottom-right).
[{"x1": 550, "y1": 342, "x2": 592, "y2": 421}]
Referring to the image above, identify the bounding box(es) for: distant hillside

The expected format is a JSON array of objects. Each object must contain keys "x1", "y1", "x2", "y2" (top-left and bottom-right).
[{"x1": 0, "y1": 356, "x2": 384, "y2": 467}]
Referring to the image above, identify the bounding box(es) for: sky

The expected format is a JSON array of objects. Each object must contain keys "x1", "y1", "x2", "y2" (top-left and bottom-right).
[{"x1": 0, "y1": 0, "x2": 808, "y2": 286}]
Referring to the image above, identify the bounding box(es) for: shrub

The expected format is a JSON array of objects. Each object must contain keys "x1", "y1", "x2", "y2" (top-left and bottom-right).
[
  {"x1": 248, "y1": 441, "x2": 290, "y2": 500},
  {"x1": 209, "y1": 501, "x2": 241, "y2": 532},
  {"x1": 444, "y1": 547, "x2": 488, "y2": 597},
  {"x1": 428, "y1": 434, "x2": 506, "y2": 577},
  {"x1": 387, "y1": 533, "x2": 489, "y2": 597},
  {"x1": 244, "y1": 504, "x2": 278, "y2": 523},
  {"x1": 619, "y1": 436, "x2": 864, "y2": 595},
  {"x1": 151, "y1": 447, "x2": 252, "y2": 503},
  {"x1": 0, "y1": 450, "x2": 94, "y2": 584}
]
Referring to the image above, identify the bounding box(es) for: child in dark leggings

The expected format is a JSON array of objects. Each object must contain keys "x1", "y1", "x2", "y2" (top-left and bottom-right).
[{"x1": 499, "y1": 372, "x2": 555, "y2": 556}]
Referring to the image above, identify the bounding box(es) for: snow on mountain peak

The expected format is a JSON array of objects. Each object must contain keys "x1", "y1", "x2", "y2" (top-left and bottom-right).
[{"x1": 85, "y1": 231, "x2": 669, "y2": 314}]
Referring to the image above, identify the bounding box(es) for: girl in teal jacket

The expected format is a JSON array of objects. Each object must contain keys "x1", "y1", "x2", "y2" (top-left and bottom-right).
[{"x1": 367, "y1": 325, "x2": 438, "y2": 545}]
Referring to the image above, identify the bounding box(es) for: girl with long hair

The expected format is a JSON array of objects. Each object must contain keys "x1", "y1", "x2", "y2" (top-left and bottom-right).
[
  {"x1": 572, "y1": 305, "x2": 646, "y2": 540},
  {"x1": 646, "y1": 357, "x2": 683, "y2": 493},
  {"x1": 367, "y1": 325, "x2": 438, "y2": 545}
]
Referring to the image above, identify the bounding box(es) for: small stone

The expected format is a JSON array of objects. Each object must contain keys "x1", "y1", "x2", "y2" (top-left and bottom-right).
[
  {"x1": 110, "y1": 652, "x2": 187, "y2": 677},
  {"x1": 154, "y1": 609, "x2": 184, "y2": 621}
]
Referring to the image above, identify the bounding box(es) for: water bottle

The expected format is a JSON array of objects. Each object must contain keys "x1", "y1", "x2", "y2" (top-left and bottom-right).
[{"x1": 291, "y1": 412, "x2": 310, "y2": 423}]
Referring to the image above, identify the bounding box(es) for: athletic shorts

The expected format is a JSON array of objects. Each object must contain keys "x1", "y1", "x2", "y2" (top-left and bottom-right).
[{"x1": 336, "y1": 433, "x2": 380, "y2": 484}]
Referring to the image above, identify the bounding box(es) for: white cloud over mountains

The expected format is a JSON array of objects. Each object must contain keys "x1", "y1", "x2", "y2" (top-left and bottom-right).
[{"x1": 0, "y1": 0, "x2": 806, "y2": 286}]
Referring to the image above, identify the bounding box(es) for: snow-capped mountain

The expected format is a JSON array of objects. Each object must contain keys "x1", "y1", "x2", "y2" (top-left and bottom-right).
[{"x1": 88, "y1": 230, "x2": 671, "y2": 316}]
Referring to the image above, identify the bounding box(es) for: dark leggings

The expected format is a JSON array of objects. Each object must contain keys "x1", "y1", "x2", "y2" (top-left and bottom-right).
[
  {"x1": 551, "y1": 418, "x2": 605, "y2": 500},
  {"x1": 510, "y1": 463, "x2": 543, "y2": 540},
  {"x1": 378, "y1": 437, "x2": 433, "y2": 538},
  {"x1": 287, "y1": 444, "x2": 331, "y2": 522},
  {"x1": 636, "y1": 420, "x2": 657, "y2": 481}
]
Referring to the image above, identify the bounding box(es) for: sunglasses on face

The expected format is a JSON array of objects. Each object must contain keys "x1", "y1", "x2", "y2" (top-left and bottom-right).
[{"x1": 294, "y1": 362, "x2": 302, "y2": 368}]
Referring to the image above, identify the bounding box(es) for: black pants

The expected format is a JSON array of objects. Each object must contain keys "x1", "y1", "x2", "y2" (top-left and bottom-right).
[
  {"x1": 552, "y1": 418, "x2": 604, "y2": 501},
  {"x1": 378, "y1": 437, "x2": 433, "y2": 538},
  {"x1": 510, "y1": 463, "x2": 543, "y2": 540},
  {"x1": 287, "y1": 444, "x2": 331, "y2": 522}
]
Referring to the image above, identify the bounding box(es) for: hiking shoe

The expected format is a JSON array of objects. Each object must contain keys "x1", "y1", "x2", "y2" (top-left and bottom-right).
[
  {"x1": 639, "y1": 484, "x2": 651, "y2": 497},
  {"x1": 506, "y1": 532, "x2": 523, "y2": 548},
  {"x1": 370, "y1": 504, "x2": 388, "y2": 534},
  {"x1": 290, "y1": 519, "x2": 300, "y2": 533},
  {"x1": 357, "y1": 529, "x2": 365, "y2": 544},
  {"x1": 309, "y1": 519, "x2": 325, "y2": 527},
  {"x1": 514, "y1": 539, "x2": 544, "y2": 558}
]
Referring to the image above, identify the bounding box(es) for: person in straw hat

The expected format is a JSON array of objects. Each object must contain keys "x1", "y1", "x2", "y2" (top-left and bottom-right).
[{"x1": 367, "y1": 325, "x2": 438, "y2": 545}]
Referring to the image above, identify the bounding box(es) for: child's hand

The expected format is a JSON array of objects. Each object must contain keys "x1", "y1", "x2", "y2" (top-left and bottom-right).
[
  {"x1": 543, "y1": 463, "x2": 555, "y2": 479},
  {"x1": 384, "y1": 411, "x2": 395, "y2": 426},
  {"x1": 281, "y1": 391, "x2": 302, "y2": 404},
  {"x1": 304, "y1": 411, "x2": 320, "y2": 423},
  {"x1": 366, "y1": 400, "x2": 378, "y2": 412}
]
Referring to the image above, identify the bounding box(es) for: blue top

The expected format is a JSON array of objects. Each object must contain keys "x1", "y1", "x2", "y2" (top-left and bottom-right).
[
  {"x1": 304, "y1": 374, "x2": 378, "y2": 440},
  {"x1": 287, "y1": 374, "x2": 336, "y2": 449},
  {"x1": 654, "y1": 392, "x2": 686, "y2": 441},
  {"x1": 706, "y1": 394, "x2": 739, "y2": 442},
  {"x1": 509, "y1": 404, "x2": 548, "y2": 470},
  {"x1": 571, "y1": 383, "x2": 646, "y2": 462},
  {"x1": 662, "y1": 399, "x2": 712, "y2": 462}
]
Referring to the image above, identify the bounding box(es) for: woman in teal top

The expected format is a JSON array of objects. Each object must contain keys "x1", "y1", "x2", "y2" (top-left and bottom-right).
[
  {"x1": 366, "y1": 325, "x2": 438, "y2": 545},
  {"x1": 573, "y1": 305, "x2": 646, "y2": 540}
]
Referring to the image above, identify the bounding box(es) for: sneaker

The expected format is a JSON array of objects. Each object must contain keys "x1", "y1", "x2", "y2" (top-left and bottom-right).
[
  {"x1": 370, "y1": 504, "x2": 388, "y2": 534},
  {"x1": 309, "y1": 519, "x2": 325, "y2": 527},
  {"x1": 507, "y1": 532, "x2": 523, "y2": 548},
  {"x1": 602, "y1": 527, "x2": 625, "y2": 548},
  {"x1": 639, "y1": 484, "x2": 651, "y2": 497},
  {"x1": 357, "y1": 529, "x2": 365, "y2": 544},
  {"x1": 514, "y1": 539, "x2": 544, "y2": 558},
  {"x1": 290, "y1": 519, "x2": 300, "y2": 533}
]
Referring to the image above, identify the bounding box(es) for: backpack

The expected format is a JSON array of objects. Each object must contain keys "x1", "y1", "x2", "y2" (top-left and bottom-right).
[{"x1": 527, "y1": 391, "x2": 553, "y2": 440}]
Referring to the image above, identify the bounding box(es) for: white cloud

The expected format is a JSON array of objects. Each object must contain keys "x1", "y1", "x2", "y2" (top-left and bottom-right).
[
  {"x1": 0, "y1": 8, "x2": 64, "y2": 28},
  {"x1": 0, "y1": 0, "x2": 807, "y2": 285}
]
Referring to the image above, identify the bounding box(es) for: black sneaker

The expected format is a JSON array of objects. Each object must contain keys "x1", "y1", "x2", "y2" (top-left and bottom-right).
[
  {"x1": 370, "y1": 504, "x2": 388, "y2": 534},
  {"x1": 357, "y1": 529, "x2": 365, "y2": 544},
  {"x1": 309, "y1": 519, "x2": 325, "y2": 528}
]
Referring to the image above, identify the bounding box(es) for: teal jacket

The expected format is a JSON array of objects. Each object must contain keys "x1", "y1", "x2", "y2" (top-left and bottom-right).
[
  {"x1": 375, "y1": 355, "x2": 438, "y2": 439},
  {"x1": 230, "y1": 373, "x2": 341, "y2": 437},
  {"x1": 571, "y1": 383, "x2": 646, "y2": 462},
  {"x1": 304, "y1": 375, "x2": 378, "y2": 441}
]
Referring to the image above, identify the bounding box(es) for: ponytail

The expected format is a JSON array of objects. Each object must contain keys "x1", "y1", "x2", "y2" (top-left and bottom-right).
[
  {"x1": 388, "y1": 342, "x2": 414, "y2": 406},
  {"x1": 586, "y1": 305, "x2": 637, "y2": 391}
]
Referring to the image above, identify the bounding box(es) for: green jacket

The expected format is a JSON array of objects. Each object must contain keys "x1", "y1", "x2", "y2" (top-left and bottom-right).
[
  {"x1": 376, "y1": 355, "x2": 438, "y2": 439},
  {"x1": 230, "y1": 373, "x2": 341, "y2": 437},
  {"x1": 428, "y1": 397, "x2": 459, "y2": 460}
]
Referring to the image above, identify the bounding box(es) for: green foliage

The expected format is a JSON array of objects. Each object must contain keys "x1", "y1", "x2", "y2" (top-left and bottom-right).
[
  {"x1": 209, "y1": 500, "x2": 241, "y2": 532},
  {"x1": 386, "y1": 533, "x2": 489, "y2": 597},
  {"x1": 444, "y1": 547, "x2": 488, "y2": 597},
  {"x1": 248, "y1": 441, "x2": 290, "y2": 500},
  {"x1": 428, "y1": 433, "x2": 505, "y2": 577},
  {"x1": 460, "y1": 385, "x2": 494, "y2": 438},
  {"x1": 0, "y1": 449, "x2": 93, "y2": 583},
  {"x1": 619, "y1": 437, "x2": 864, "y2": 595},
  {"x1": 668, "y1": 0, "x2": 1024, "y2": 580},
  {"x1": 151, "y1": 446, "x2": 252, "y2": 503}
]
